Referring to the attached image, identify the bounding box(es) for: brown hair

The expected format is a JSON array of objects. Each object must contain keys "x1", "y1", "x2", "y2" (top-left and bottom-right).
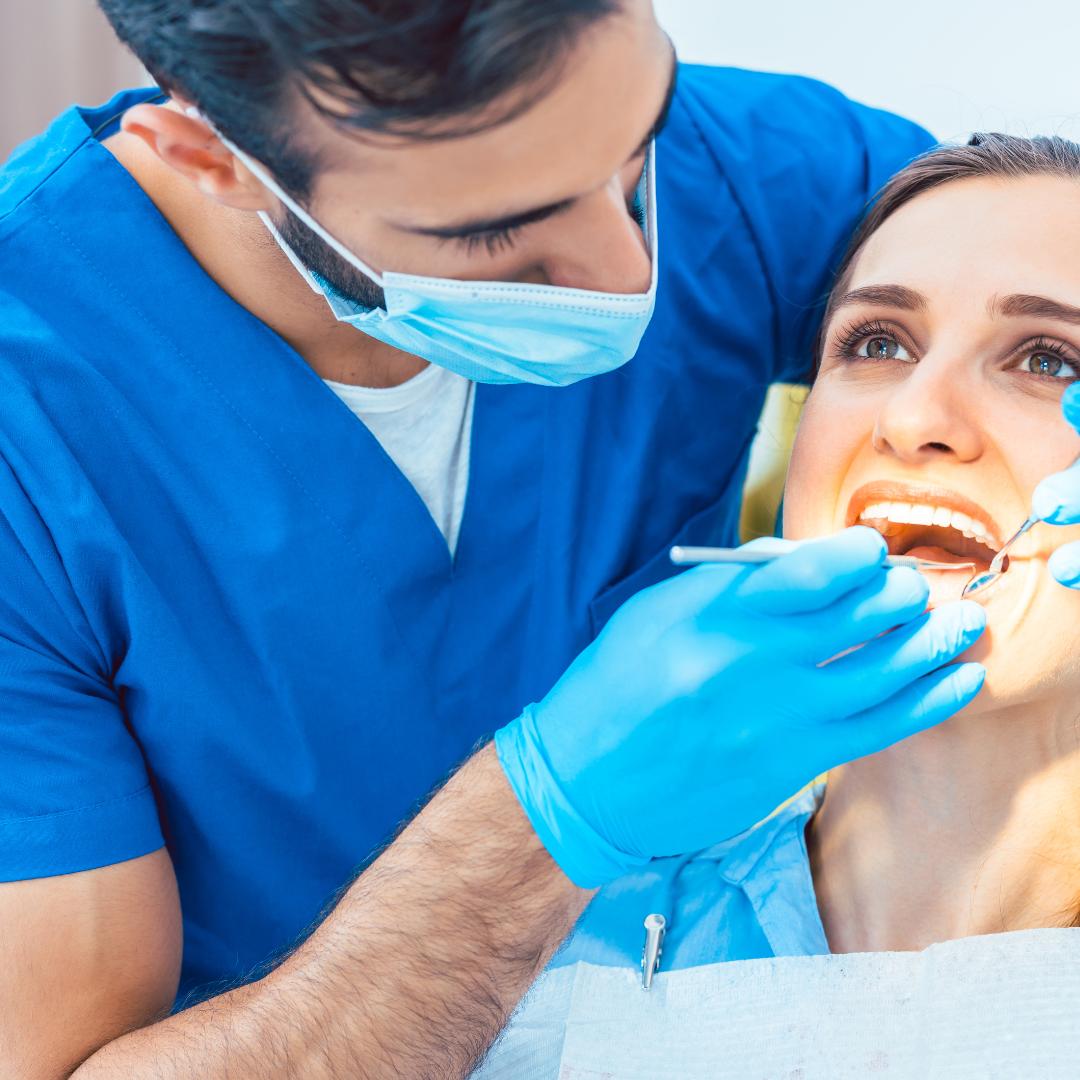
[{"x1": 816, "y1": 132, "x2": 1080, "y2": 369}]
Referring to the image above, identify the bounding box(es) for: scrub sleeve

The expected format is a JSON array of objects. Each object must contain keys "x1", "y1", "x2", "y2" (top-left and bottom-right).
[{"x1": 0, "y1": 460, "x2": 161, "y2": 879}]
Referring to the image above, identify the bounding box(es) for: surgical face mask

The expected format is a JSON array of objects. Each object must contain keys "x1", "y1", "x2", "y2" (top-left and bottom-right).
[{"x1": 198, "y1": 110, "x2": 658, "y2": 387}]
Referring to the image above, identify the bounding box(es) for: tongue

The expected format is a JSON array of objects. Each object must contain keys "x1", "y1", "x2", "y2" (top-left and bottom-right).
[
  {"x1": 904, "y1": 544, "x2": 984, "y2": 567},
  {"x1": 904, "y1": 545, "x2": 980, "y2": 606}
]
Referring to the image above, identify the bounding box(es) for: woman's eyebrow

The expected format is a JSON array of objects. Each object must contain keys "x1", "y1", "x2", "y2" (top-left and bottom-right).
[
  {"x1": 996, "y1": 293, "x2": 1080, "y2": 325},
  {"x1": 834, "y1": 284, "x2": 928, "y2": 311}
]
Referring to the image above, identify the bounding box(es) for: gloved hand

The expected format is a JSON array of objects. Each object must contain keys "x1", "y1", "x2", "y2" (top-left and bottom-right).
[
  {"x1": 496, "y1": 526, "x2": 986, "y2": 888},
  {"x1": 1031, "y1": 382, "x2": 1080, "y2": 587}
]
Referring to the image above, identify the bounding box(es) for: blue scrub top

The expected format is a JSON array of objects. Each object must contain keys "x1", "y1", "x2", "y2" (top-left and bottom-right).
[
  {"x1": 0, "y1": 67, "x2": 930, "y2": 1004},
  {"x1": 550, "y1": 784, "x2": 829, "y2": 972}
]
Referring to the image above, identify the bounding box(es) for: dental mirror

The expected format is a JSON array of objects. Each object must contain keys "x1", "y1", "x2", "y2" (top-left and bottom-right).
[{"x1": 961, "y1": 511, "x2": 1039, "y2": 599}]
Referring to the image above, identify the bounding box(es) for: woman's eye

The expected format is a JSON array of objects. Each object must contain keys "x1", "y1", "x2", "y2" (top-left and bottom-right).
[
  {"x1": 855, "y1": 336, "x2": 912, "y2": 362},
  {"x1": 1019, "y1": 352, "x2": 1075, "y2": 378}
]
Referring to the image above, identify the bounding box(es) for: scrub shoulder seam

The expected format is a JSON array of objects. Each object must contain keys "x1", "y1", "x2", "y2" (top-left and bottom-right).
[
  {"x1": 0, "y1": 784, "x2": 154, "y2": 829},
  {"x1": 0, "y1": 134, "x2": 90, "y2": 228}
]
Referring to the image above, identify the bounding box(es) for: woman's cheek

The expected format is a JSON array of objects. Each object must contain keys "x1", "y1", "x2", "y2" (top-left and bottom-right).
[
  {"x1": 970, "y1": 556, "x2": 1080, "y2": 709},
  {"x1": 783, "y1": 393, "x2": 855, "y2": 539}
]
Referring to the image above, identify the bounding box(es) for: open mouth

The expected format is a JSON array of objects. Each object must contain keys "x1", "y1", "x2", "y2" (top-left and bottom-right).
[{"x1": 846, "y1": 483, "x2": 1002, "y2": 573}]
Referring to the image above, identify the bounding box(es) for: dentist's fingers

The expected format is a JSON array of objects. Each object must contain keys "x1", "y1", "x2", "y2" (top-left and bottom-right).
[
  {"x1": 1063, "y1": 381, "x2": 1080, "y2": 430},
  {"x1": 1031, "y1": 383, "x2": 1080, "y2": 524},
  {"x1": 735, "y1": 526, "x2": 888, "y2": 615},
  {"x1": 737, "y1": 537, "x2": 802, "y2": 555},
  {"x1": 828, "y1": 662, "x2": 986, "y2": 764},
  {"x1": 793, "y1": 565, "x2": 929, "y2": 658},
  {"x1": 699, "y1": 563, "x2": 928, "y2": 648},
  {"x1": 603, "y1": 560, "x2": 749, "y2": 645},
  {"x1": 1031, "y1": 460, "x2": 1080, "y2": 524},
  {"x1": 1047, "y1": 540, "x2": 1080, "y2": 588},
  {"x1": 741, "y1": 564, "x2": 929, "y2": 663},
  {"x1": 818, "y1": 600, "x2": 986, "y2": 716}
]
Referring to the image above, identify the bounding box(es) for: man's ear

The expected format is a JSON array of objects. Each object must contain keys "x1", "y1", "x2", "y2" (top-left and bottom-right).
[{"x1": 120, "y1": 102, "x2": 277, "y2": 212}]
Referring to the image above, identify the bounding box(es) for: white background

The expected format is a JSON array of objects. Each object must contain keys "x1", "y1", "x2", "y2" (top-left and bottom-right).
[
  {"x1": 654, "y1": 0, "x2": 1080, "y2": 142},
  {"x1": 4, "y1": 1, "x2": 1079, "y2": 159}
]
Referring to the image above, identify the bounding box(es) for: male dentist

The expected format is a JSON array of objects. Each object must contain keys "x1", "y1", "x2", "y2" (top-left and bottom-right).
[{"x1": 0, "y1": 0, "x2": 1021, "y2": 1075}]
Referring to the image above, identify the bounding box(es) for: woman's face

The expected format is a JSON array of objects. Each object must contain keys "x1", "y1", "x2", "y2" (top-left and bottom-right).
[{"x1": 787, "y1": 174, "x2": 1080, "y2": 710}]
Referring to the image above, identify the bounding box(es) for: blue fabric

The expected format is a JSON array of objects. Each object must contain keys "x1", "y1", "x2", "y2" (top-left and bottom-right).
[
  {"x1": 552, "y1": 785, "x2": 828, "y2": 971},
  {"x1": 0, "y1": 69, "x2": 930, "y2": 1004}
]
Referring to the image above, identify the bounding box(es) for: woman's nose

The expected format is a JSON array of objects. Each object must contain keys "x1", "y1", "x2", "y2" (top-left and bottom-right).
[
  {"x1": 872, "y1": 354, "x2": 985, "y2": 464},
  {"x1": 541, "y1": 175, "x2": 652, "y2": 294}
]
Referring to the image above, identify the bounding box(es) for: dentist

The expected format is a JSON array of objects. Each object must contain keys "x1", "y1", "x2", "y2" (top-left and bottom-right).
[{"x1": 0, "y1": 0, "x2": 1024, "y2": 1076}]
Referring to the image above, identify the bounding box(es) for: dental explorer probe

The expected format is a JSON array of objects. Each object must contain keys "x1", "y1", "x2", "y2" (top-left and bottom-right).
[
  {"x1": 670, "y1": 544, "x2": 975, "y2": 572},
  {"x1": 962, "y1": 449, "x2": 1080, "y2": 597}
]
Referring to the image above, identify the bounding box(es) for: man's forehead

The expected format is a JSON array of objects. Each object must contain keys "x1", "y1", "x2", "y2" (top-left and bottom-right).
[{"x1": 304, "y1": 8, "x2": 674, "y2": 229}]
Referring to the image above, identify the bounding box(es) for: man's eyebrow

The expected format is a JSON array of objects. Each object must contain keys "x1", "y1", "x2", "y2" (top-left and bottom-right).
[
  {"x1": 833, "y1": 284, "x2": 929, "y2": 312},
  {"x1": 996, "y1": 293, "x2": 1080, "y2": 325},
  {"x1": 407, "y1": 47, "x2": 678, "y2": 242}
]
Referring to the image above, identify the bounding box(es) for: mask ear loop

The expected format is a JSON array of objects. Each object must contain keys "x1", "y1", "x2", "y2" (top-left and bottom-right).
[
  {"x1": 632, "y1": 150, "x2": 650, "y2": 241},
  {"x1": 638, "y1": 142, "x2": 659, "y2": 292},
  {"x1": 645, "y1": 142, "x2": 657, "y2": 260},
  {"x1": 184, "y1": 106, "x2": 387, "y2": 288},
  {"x1": 256, "y1": 211, "x2": 325, "y2": 295}
]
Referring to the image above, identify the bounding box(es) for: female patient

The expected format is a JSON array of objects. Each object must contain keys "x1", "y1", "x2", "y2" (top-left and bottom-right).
[{"x1": 554, "y1": 132, "x2": 1080, "y2": 968}]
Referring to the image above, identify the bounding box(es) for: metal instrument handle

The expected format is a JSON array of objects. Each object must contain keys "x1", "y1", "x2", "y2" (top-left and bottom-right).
[
  {"x1": 641, "y1": 913, "x2": 666, "y2": 990},
  {"x1": 671, "y1": 545, "x2": 973, "y2": 571}
]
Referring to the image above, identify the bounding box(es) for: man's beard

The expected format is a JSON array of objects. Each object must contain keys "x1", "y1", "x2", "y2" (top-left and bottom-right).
[{"x1": 274, "y1": 207, "x2": 386, "y2": 312}]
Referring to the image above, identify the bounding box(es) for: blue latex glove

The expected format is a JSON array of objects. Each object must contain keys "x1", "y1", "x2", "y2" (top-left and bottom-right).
[
  {"x1": 496, "y1": 526, "x2": 986, "y2": 888},
  {"x1": 1031, "y1": 383, "x2": 1080, "y2": 587}
]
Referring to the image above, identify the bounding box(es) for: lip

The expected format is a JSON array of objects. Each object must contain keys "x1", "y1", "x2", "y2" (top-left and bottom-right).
[{"x1": 845, "y1": 481, "x2": 1005, "y2": 543}]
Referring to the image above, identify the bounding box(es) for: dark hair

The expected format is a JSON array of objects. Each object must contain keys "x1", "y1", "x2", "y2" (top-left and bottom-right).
[
  {"x1": 819, "y1": 132, "x2": 1080, "y2": 357},
  {"x1": 97, "y1": 0, "x2": 620, "y2": 200}
]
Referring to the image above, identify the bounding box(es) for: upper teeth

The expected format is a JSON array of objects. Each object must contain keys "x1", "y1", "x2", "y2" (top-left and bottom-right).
[{"x1": 858, "y1": 502, "x2": 998, "y2": 548}]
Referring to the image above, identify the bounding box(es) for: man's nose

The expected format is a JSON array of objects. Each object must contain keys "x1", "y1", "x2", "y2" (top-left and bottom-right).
[
  {"x1": 872, "y1": 353, "x2": 985, "y2": 464},
  {"x1": 541, "y1": 175, "x2": 652, "y2": 294}
]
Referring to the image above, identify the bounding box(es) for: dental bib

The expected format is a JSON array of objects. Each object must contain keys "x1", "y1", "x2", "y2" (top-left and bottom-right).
[{"x1": 474, "y1": 928, "x2": 1080, "y2": 1080}]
